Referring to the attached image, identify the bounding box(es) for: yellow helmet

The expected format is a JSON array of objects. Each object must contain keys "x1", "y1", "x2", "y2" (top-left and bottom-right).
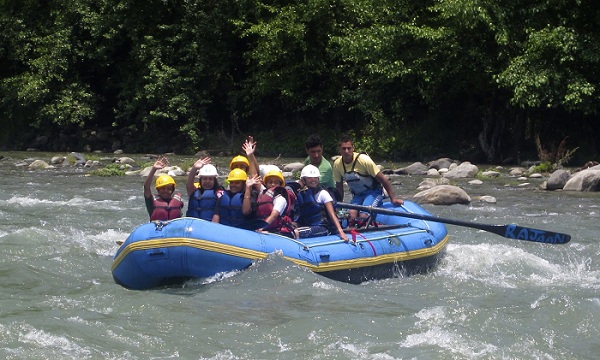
[
  {"x1": 229, "y1": 155, "x2": 250, "y2": 170},
  {"x1": 227, "y1": 168, "x2": 248, "y2": 182},
  {"x1": 263, "y1": 170, "x2": 284, "y2": 186},
  {"x1": 155, "y1": 174, "x2": 176, "y2": 189}
]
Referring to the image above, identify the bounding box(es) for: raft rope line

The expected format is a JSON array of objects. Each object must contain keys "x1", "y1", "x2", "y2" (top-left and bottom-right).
[
  {"x1": 301, "y1": 229, "x2": 430, "y2": 249},
  {"x1": 349, "y1": 228, "x2": 377, "y2": 255},
  {"x1": 349, "y1": 228, "x2": 366, "y2": 244}
]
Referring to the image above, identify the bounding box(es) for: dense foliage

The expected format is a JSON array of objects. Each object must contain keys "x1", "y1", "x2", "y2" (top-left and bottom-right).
[{"x1": 1, "y1": 0, "x2": 599, "y2": 163}]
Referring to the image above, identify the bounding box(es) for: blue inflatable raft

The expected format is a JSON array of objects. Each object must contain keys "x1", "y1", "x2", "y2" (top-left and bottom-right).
[{"x1": 112, "y1": 201, "x2": 449, "y2": 290}]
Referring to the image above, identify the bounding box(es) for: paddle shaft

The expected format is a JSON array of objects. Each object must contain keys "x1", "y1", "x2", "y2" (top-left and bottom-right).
[{"x1": 336, "y1": 202, "x2": 571, "y2": 244}]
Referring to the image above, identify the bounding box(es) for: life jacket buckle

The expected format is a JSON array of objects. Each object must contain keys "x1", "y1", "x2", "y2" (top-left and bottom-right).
[{"x1": 153, "y1": 221, "x2": 165, "y2": 231}]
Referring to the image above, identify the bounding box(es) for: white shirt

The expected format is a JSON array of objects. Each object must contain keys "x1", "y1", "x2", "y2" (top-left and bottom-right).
[
  {"x1": 260, "y1": 184, "x2": 289, "y2": 215},
  {"x1": 272, "y1": 195, "x2": 287, "y2": 215},
  {"x1": 313, "y1": 188, "x2": 334, "y2": 205}
]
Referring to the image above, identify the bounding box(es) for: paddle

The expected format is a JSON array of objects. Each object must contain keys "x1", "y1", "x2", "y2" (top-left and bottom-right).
[{"x1": 336, "y1": 202, "x2": 571, "y2": 244}]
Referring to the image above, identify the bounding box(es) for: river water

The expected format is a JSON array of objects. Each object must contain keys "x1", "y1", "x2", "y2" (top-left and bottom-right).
[{"x1": 1, "y1": 152, "x2": 599, "y2": 359}]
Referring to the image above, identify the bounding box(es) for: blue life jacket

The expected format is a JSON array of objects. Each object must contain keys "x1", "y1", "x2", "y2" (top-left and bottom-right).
[
  {"x1": 342, "y1": 153, "x2": 382, "y2": 195},
  {"x1": 187, "y1": 188, "x2": 221, "y2": 220},
  {"x1": 296, "y1": 187, "x2": 328, "y2": 227},
  {"x1": 219, "y1": 190, "x2": 245, "y2": 226}
]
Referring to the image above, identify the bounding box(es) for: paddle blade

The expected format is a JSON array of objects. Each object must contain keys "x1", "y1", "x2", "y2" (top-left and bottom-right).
[{"x1": 501, "y1": 224, "x2": 571, "y2": 244}]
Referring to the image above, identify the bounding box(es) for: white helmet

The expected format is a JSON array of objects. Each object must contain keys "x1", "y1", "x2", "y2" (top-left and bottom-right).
[
  {"x1": 198, "y1": 164, "x2": 218, "y2": 177},
  {"x1": 301, "y1": 164, "x2": 320, "y2": 178}
]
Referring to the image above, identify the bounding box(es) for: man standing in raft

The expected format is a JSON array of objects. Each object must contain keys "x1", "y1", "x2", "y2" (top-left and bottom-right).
[
  {"x1": 303, "y1": 134, "x2": 341, "y2": 201},
  {"x1": 143, "y1": 156, "x2": 184, "y2": 221},
  {"x1": 333, "y1": 134, "x2": 403, "y2": 226},
  {"x1": 304, "y1": 134, "x2": 335, "y2": 189}
]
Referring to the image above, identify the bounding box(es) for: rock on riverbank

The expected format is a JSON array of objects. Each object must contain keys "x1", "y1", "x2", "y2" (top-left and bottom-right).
[{"x1": 7, "y1": 153, "x2": 600, "y2": 206}]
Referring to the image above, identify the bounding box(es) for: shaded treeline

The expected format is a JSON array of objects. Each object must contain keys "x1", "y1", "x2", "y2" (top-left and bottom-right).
[{"x1": 1, "y1": 0, "x2": 599, "y2": 162}]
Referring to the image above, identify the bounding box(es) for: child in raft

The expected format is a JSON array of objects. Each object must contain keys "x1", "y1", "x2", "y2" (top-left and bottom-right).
[
  {"x1": 254, "y1": 169, "x2": 295, "y2": 237},
  {"x1": 294, "y1": 165, "x2": 348, "y2": 241},
  {"x1": 143, "y1": 156, "x2": 184, "y2": 221},
  {"x1": 214, "y1": 168, "x2": 258, "y2": 227},
  {"x1": 186, "y1": 157, "x2": 223, "y2": 222}
]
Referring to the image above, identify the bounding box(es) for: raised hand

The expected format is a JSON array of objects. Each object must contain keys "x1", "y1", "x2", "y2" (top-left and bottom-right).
[
  {"x1": 193, "y1": 157, "x2": 211, "y2": 169},
  {"x1": 246, "y1": 173, "x2": 261, "y2": 188},
  {"x1": 242, "y1": 136, "x2": 256, "y2": 156},
  {"x1": 153, "y1": 156, "x2": 169, "y2": 170}
]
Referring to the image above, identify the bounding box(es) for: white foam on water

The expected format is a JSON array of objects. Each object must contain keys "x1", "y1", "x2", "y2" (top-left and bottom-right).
[
  {"x1": 439, "y1": 243, "x2": 600, "y2": 290},
  {"x1": 198, "y1": 350, "x2": 239, "y2": 360},
  {"x1": 6, "y1": 195, "x2": 92, "y2": 207},
  {"x1": 84, "y1": 228, "x2": 131, "y2": 256},
  {"x1": 18, "y1": 324, "x2": 92, "y2": 358},
  {"x1": 400, "y1": 306, "x2": 498, "y2": 358},
  {"x1": 196, "y1": 270, "x2": 242, "y2": 285},
  {"x1": 312, "y1": 280, "x2": 338, "y2": 291},
  {"x1": 275, "y1": 337, "x2": 290, "y2": 352},
  {"x1": 4, "y1": 195, "x2": 128, "y2": 212},
  {"x1": 324, "y1": 339, "x2": 399, "y2": 359}
]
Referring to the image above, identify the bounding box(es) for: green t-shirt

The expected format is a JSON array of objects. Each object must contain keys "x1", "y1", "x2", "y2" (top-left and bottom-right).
[{"x1": 304, "y1": 156, "x2": 335, "y2": 189}]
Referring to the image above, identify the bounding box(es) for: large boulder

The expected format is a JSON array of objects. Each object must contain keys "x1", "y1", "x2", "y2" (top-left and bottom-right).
[
  {"x1": 50, "y1": 156, "x2": 66, "y2": 165},
  {"x1": 393, "y1": 162, "x2": 428, "y2": 175},
  {"x1": 473, "y1": 195, "x2": 497, "y2": 203},
  {"x1": 259, "y1": 164, "x2": 281, "y2": 177},
  {"x1": 28, "y1": 159, "x2": 52, "y2": 169},
  {"x1": 443, "y1": 162, "x2": 479, "y2": 179},
  {"x1": 428, "y1": 158, "x2": 455, "y2": 170},
  {"x1": 588, "y1": 164, "x2": 600, "y2": 170},
  {"x1": 545, "y1": 169, "x2": 571, "y2": 190},
  {"x1": 139, "y1": 166, "x2": 153, "y2": 177},
  {"x1": 577, "y1": 161, "x2": 599, "y2": 171},
  {"x1": 509, "y1": 167, "x2": 525, "y2": 176},
  {"x1": 70, "y1": 152, "x2": 86, "y2": 166},
  {"x1": 115, "y1": 156, "x2": 135, "y2": 164},
  {"x1": 283, "y1": 162, "x2": 304, "y2": 172},
  {"x1": 427, "y1": 168, "x2": 440, "y2": 176},
  {"x1": 412, "y1": 185, "x2": 471, "y2": 205},
  {"x1": 84, "y1": 160, "x2": 102, "y2": 167},
  {"x1": 166, "y1": 166, "x2": 186, "y2": 177},
  {"x1": 563, "y1": 169, "x2": 600, "y2": 191},
  {"x1": 481, "y1": 170, "x2": 501, "y2": 178},
  {"x1": 140, "y1": 165, "x2": 186, "y2": 177},
  {"x1": 416, "y1": 177, "x2": 450, "y2": 190}
]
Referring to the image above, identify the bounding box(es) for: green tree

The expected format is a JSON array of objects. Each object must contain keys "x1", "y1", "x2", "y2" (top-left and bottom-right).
[
  {"x1": 0, "y1": 0, "x2": 100, "y2": 147},
  {"x1": 1, "y1": 0, "x2": 599, "y2": 160},
  {"x1": 494, "y1": 0, "x2": 600, "y2": 162},
  {"x1": 0, "y1": 0, "x2": 243, "y2": 152}
]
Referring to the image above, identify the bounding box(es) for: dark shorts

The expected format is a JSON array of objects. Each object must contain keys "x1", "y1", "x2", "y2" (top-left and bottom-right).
[{"x1": 297, "y1": 225, "x2": 331, "y2": 239}]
